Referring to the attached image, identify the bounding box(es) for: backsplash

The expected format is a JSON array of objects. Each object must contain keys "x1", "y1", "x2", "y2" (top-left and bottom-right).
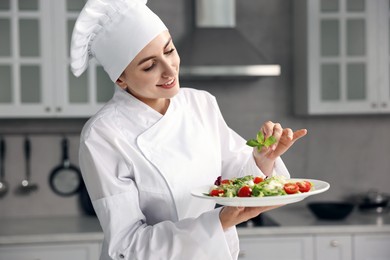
[
  {"x1": 0, "y1": 0, "x2": 389, "y2": 218},
  {"x1": 0, "y1": 135, "x2": 83, "y2": 218}
]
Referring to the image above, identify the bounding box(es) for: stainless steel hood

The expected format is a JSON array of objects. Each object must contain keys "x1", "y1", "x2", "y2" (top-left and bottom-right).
[{"x1": 178, "y1": 0, "x2": 281, "y2": 79}]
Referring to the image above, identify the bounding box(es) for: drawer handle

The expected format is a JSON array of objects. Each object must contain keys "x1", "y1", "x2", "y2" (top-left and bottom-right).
[{"x1": 330, "y1": 240, "x2": 340, "y2": 247}]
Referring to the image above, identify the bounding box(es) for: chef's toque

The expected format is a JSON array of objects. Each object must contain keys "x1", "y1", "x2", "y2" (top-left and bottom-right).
[{"x1": 70, "y1": 0, "x2": 167, "y2": 82}]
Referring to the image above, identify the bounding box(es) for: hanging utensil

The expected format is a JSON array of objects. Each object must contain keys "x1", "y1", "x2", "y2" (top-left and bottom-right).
[
  {"x1": 17, "y1": 136, "x2": 38, "y2": 193},
  {"x1": 0, "y1": 136, "x2": 8, "y2": 197},
  {"x1": 49, "y1": 137, "x2": 82, "y2": 196}
]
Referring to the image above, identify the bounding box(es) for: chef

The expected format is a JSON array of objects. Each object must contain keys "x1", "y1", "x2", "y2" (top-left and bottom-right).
[{"x1": 70, "y1": 0, "x2": 307, "y2": 259}]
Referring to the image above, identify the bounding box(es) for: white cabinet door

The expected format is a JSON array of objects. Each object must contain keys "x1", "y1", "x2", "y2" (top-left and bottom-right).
[
  {"x1": 0, "y1": 0, "x2": 55, "y2": 117},
  {"x1": 238, "y1": 235, "x2": 314, "y2": 260},
  {"x1": 52, "y1": 0, "x2": 114, "y2": 117},
  {"x1": 353, "y1": 234, "x2": 390, "y2": 260},
  {"x1": 315, "y1": 235, "x2": 352, "y2": 260},
  {"x1": 0, "y1": 242, "x2": 100, "y2": 260},
  {"x1": 0, "y1": 0, "x2": 114, "y2": 118},
  {"x1": 294, "y1": 0, "x2": 390, "y2": 115}
]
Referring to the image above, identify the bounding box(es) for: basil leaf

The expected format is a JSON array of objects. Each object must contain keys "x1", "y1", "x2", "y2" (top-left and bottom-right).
[
  {"x1": 256, "y1": 131, "x2": 265, "y2": 143},
  {"x1": 247, "y1": 131, "x2": 276, "y2": 150},
  {"x1": 264, "y1": 136, "x2": 277, "y2": 147},
  {"x1": 246, "y1": 139, "x2": 260, "y2": 147}
]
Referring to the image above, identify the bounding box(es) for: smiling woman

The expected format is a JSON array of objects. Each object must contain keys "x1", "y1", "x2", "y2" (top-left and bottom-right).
[
  {"x1": 115, "y1": 33, "x2": 180, "y2": 114},
  {"x1": 70, "y1": 0, "x2": 307, "y2": 259}
]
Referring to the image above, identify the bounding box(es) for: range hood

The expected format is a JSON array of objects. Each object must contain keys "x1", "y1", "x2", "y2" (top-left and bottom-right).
[{"x1": 178, "y1": 0, "x2": 281, "y2": 79}]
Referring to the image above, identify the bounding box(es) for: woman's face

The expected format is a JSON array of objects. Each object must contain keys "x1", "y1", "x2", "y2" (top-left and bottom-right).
[{"x1": 116, "y1": 30, "x2": 180, "y2": 112}]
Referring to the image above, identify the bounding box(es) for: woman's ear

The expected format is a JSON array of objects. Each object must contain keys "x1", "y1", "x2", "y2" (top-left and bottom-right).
[{"x1": 116, "y1": 75, "x2": 128, "y2": 90}]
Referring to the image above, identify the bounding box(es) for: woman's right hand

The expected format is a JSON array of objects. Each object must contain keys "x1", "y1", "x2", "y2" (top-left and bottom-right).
[{"x1": 219, "y1": 205, "x2": 283, "y2": 230}]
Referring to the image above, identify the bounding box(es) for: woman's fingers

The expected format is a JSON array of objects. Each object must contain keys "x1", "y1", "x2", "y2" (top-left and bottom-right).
[
  {"x1": 220, "y1": 205, "x2": 285, "y2": 230},
  {"x1": 261, "y1": 121, "x2": 282, "y2": 138},
  {"x1": 261, "y1": 121, "x2": 283, "y2": 141},
  {"x1": 261, "y1": 121, "x2": 274, "y2": 138},
  {"x1": 261, "y1": 122, "x2": 303, "y2": 143},
  {"x1": 280, "y1": 128, "x2": 307, "y2": 145},
  {"x1": 256, "y1": 122, "x2": 308, "y2": 160},
  {"x1": 292, "y1": 128, "x2": 307, "y2": 142}
]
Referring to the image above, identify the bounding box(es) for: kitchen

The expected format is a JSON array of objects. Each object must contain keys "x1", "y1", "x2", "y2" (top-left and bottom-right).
[{"x1": 0, "y1": 0, "x2": 389, "y2": 259}]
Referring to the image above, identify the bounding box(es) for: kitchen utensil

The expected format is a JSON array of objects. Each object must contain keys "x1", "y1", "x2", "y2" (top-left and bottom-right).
[
  {"x1": 49, "y1": 137, "x2": 82, "y2": 196},
  {"x1": 79, "y1": 182, "x2": 96, "y2": 216},
  {"x1": 17, "y1": 136, "x2": 38, "y2": 193},
  {"x1": 0, "y1": 136, "x2": 8, "y2": 197},
  {"x1": 307, "y1": 201, "x2": 354, "y2": 220},
  {"x1": 358, "y1": 190, "x2": 389, "y2": 213}
]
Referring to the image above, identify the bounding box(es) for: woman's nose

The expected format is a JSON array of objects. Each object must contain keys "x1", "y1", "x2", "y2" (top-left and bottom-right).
[{"x1": 161, "y1": 59, "x2": 175, "y2": 78}]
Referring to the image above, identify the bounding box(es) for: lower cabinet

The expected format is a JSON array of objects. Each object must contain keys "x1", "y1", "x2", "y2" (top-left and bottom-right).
[
  {"x1": 354, "y1": 234, "x2": 390, "y2": 260},
  {"x1": 239, "y1": 233, "x2": 390, "y2": 260},
  {"x1": 0, "y1": 242, "x2": 101, "y2": 260},
  {"x1": 315, "y1": 235, "x2": 352, "y2": 260},
  {"x1": 238, "y1": 235, "x2": 314, "y2": 260}
]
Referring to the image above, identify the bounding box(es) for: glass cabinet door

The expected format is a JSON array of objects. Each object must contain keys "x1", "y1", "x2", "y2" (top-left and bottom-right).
[
  {"x1": 309, "y1": 0, "x2": 378, "y2": 114},
  {"x1": 377, "y1": 0, "x2": 390, "y2": 112},
  {"x1": 0, "y1": 0, "x2": 53, "y2": 117},
  {"x1": 53, "y1": 0, "x2": 114, "y2": 117}
]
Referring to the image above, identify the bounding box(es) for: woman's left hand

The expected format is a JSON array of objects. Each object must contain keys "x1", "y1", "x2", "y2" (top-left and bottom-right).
[{"x1": 253, "y1": 121, "x2": 307, "y2": 175}]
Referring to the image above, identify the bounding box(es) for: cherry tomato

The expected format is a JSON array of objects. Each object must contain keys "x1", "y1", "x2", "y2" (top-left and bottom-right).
[
  {"x1": 253, "y1": 176, "x2": 264, "y2": 184},
  {"x1": 284, "y1": 183, "x2": 299, "y2": 194},
  {"x1": 238, "y1": 186, "x2": 252, "y2": 197},
  {"x1": 209, "y1": 189, "x2": 224, "y2": 197},
  {"x1": 221, "y1": 179, "x2": 231, "y2": 185},
  {"x1": 297, "y1": 181, "x2": 312, "y2": 192}
]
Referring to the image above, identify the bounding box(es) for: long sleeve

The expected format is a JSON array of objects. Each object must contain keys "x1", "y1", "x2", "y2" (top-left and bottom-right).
[
  {"x1": 78, "y1": 87, "x2": 291, "y2": 260},
  {"x1": 79, "y1": 131, "x2": 236, "y2": 260}
]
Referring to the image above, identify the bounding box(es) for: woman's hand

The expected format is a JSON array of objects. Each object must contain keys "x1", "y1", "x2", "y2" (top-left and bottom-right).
[
  {"x1": 219, "y1": 205, "x2": 283, "y2": 230},
  {"x1": 253, "y1": 121, "x2": 307, "y2": 175}
]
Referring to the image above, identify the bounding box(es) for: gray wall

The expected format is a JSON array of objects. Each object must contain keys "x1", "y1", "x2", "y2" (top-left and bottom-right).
[{"x1": 1, "y1": 0, "x2": 389, "y2": 218}]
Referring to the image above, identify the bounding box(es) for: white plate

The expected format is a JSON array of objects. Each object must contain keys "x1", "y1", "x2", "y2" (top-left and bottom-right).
[{"x1": 191, "y1": 179, "x2": 330, "y2": 207}]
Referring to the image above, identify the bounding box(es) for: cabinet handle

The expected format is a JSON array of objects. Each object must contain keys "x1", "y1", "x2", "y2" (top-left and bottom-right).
[
  {"x1": 381, "y1": 102, "x2": 387, "y2": 108},
  {"x1": 371, "y1": 103, "x2": 377, "y2": 108},
  {"x1": 56, "y1": 107, "x2": 62, "y2": 112},
  {"x1": 330, "y1": 240, "x2": 340, "y2": 247},
  {"x1": 238, "y1": 250, "x2": 246, "y2": 258},
  {"x1": 45, "y1": 107, "x2": 51, "y2": 112}
]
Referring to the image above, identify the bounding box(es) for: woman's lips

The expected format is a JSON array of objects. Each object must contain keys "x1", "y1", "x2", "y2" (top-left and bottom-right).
[{"x1": 157, "y1": 78, "x2": 176, "y2": 89}]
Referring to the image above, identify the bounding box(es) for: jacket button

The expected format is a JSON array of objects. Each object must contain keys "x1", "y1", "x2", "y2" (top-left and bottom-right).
[{"x1": 119, "y1": 253, "x2": 125, "y2": 258}]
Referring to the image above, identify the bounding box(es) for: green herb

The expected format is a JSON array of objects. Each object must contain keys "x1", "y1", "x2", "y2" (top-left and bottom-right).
[{"x1": 246, "y1": 131, "x2": 277, "y2": 151}]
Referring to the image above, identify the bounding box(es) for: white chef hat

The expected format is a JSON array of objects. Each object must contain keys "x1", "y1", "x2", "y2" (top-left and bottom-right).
[{"x1": 70, "y1": 0, "x2": 167, "y2": 82}]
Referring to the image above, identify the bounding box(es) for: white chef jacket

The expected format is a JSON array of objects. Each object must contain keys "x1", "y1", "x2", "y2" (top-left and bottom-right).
[{"x1": 79, "y1": 87, "x2": 290, "y2": 260}]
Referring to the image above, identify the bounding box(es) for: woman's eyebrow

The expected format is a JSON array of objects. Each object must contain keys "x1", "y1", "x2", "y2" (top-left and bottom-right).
[{"x1": 137, "y1": 37, "x2": 172, "y2": 66}]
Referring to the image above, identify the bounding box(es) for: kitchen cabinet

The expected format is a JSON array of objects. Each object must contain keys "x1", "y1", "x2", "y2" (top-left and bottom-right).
[
  {"x1": 315, "y1": 235, "x2": 352, "y2": 260},
  {"x1": 238, "y1": 233, "x2": 390, "y2": 260},
  {"x1": 0, "y1": 242, "x2": 101, "y2": 260},
  {"x1": 238, "y1": 235, "x2": 314, "y2": 260},
  {"x1": 0, "y1": 0, "x2": 113, "y2": 118},
  {"x1": 354, "y1": 234, "x2": 390, "y2": 260},
  {"x1": 294, "y1": 0, "x2": 390, "y2": 115}
]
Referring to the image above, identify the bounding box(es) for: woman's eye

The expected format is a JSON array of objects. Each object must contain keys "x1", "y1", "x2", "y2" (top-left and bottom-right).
[
  {"x1": 143, "y1": 63, "x2": 155, "y2": 72},
  {"x1": 165, "y1": 48, "x2": 175, "y2": 55}
]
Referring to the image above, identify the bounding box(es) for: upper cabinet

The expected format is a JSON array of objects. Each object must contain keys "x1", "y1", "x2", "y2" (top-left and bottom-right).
[
  {"x1": 294, "y1": 0, "x2": 390, "y2": 115},
  {"x1": 0, "y1": 0, "x2": 114, "y2": 118}
]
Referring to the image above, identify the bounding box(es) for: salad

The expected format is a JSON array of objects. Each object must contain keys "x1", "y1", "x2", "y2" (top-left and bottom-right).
[{"x1": 208, "y1": 175, "x2": 313, "y2": 198}]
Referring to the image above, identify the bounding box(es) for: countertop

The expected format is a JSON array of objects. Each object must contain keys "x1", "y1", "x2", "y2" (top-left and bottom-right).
[
  {"x1": 1, "y1": 205, "x2": 389, "y2": 245},
  {"x1": 0, "y1": 216, "x2": 103, "y2": 245},
  {"x1": 238, "y1": 204, "x2": 390, "y2": 236}
]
